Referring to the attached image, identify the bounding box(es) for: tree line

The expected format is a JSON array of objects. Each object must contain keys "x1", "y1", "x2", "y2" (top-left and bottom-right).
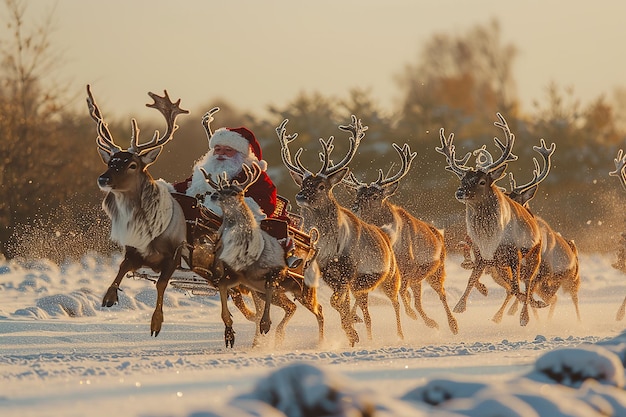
[{"x1": 1, "y1": 1, "x2": 624, "y2": 262}]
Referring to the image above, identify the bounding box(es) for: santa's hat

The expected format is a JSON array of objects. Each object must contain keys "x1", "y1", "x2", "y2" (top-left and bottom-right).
[{"x1": 209, "y1": 127, "x2": 263, "y2": 161}]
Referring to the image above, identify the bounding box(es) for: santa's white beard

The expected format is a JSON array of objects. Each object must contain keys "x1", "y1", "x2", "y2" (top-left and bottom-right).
[{"x1": 186, "y1": 151, "x2": 247, "y2": 198}]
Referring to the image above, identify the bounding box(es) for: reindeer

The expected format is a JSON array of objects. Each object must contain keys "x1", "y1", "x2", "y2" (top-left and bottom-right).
[
  {"x1": 343, "y1": 143, "x2": 458, "y2": 335},
  {"x1": 609, "y1": 149, "x2": 626, "y2": 320},
  {"x1": 86, "y1": 85, "x2": 189, "y2": 336},
  {"x1": 202, "y1": 163, "x2": 323, "y2": 348},
  {"x1": 435, "y1": 112, "x2": 545, "y2": 326},
  {"x1": 505, "y1": 140, "x2": 581, "y2": 322},
  {"x1": 465, "y1": 139, "x2": 581, "y2": 322},
  {"x1": 277, "y1": 116, "x2": 403, "y2": 346}
]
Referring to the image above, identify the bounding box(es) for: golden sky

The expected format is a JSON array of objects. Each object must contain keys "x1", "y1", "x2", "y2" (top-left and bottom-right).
[{"x1": 20, "y1": 0, "x2": 626, "y2": 120}]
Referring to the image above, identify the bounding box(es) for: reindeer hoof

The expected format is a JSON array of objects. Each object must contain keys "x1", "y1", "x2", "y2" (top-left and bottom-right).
[
  {"x1": 151, "y1": 311, "x2": 163, "y2": 337},
  {"x1": 424, "y1": 318, "x2": 439, "y2": 329},
  {"x1": 449, "y1": 319, "x2": 459, "y2": 335},
  {"x1": 260, "y1": 319, "x2": 272, "y2": 334},
  {"x1": 453, "y1": 303, "x2": 466, "y2": 314},
  {"x1": 475, "y1": 282, "x2": 489, "y2": 296},
  {"x1": 101, "y1": 286, "x2": 119, "y2": 307},
  {"x1": 461, "y1": 260, "x2": 475, "y2": 270},
  {"x1": 347, "y1": 329, "x2": 359, "y2": 347},
  {"x1": 520, "y1": 307, "x2": 529, "y2": 326},
  {"x1": 225, "y1": 326, "x2": 235, "y2": 348}
]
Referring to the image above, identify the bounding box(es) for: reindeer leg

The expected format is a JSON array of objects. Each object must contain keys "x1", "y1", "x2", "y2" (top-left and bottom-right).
[
  {"x1": 151, "y1": 259, "x2": 177, "y2": 337},
  {"x1": 471, "y1": 247, "x2": 489, "y2": 297},
  {"x1": 492, "y1": 292, "x2": 513, "y2": 323},
  {"x1": 330, "y1": 287, "x2": 359, "y2": 347},
  {"x1": 249, "y1": 291, "x2": 264, "y2": 348},
  {"x1": 379, "y1": 270, "x2": 404, "y2": 340},
  {"x1": 400, "y1": 276, "x2": 418, "y2": 320},
  {"x1": 102, "y1": 256, "x2": 136, "y2": 307},
  {"x1": 259, "y1": 272, "x2": 277, "y2": 335},
  {"x1": 354, "y1": 292, "x2": 373, "y2": 340},
  {"x1": 411, "y1": 280, "x2": 438, "y2": 329},
  {"x1": 219, "y1": 285, "x2": 235, "y2": 348},
  {"x1": 571, "y1": 292, "x2": 581, "y2": 323},
  {"x1": 298, "y1": 286, "x2": 324, "y2": 343},
  {"x1": 520, "y1": 245, "x2": 546, "y2": 326},
  {"x1": 454, "y1": 262, "x2": 486, "y2": 313},
  {"x1": 427, "y1": 264, "x2": 458, "y2": 335},
  {"x1": 231, "y1": 287, "x2": 256, "y2": 322},
  {"x1": 273, "y1": 291, "x2": 296, "y2": 347}
]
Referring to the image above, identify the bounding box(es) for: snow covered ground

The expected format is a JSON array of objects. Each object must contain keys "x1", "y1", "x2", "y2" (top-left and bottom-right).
[{"x1": 1, "y1": 252, "x2": 625, "y2": 416}]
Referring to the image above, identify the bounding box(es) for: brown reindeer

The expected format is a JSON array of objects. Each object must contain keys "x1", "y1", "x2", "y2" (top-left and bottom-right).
[
  {"x1": 277, "y1": 116, "x2": 403, "y2": 346},
  {"x1": 506, "y1": 140, "x2": 581, "y2": 322},
  {"x1": 609, "y1": 149, "x2": 626, "y2": 320},
  {"x1": 465, "y1": 139, "x2": 581, "y2": 322},
  {"x1": 86, "y1": 85, "x2": 189, "y2": 336},
  {"x1": 202, "y1": 163, "x2": 323, "y2": 348},
  {"x1": 435, "y1": 112, "x2": 545, "y2": 326},
  {"x1": 343, "y1": 143, "x2": 458, "y2": 335}
]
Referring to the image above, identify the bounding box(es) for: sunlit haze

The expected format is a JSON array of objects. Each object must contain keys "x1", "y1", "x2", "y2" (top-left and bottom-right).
[{"x1": 18, "y1": 0, "x2": 626, "y2": 120}]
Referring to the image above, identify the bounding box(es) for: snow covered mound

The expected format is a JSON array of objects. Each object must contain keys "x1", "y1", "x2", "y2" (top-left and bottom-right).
[{"x1": 211, "y1": 343, "x2": 626, "y2": 417}]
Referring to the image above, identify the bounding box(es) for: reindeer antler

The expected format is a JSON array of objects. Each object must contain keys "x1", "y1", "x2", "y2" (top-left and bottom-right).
[
  {"x1": 479, "y1": 112, "x2": 519, "y2": 173},
  {"x1": 200, "y1": 168, "x2": 222, "y2": 191},
  {"x1": 202, "y1": 107, "x2": 220, "y2": 140},
  {"x1": 86, "y1": 85, "x2": 123, "y2": 156},
  {"x1": 201, "y1": 163, "x2": 262, "y2": 193},
  {"x1": 344, "y1": 143, "x2": 416, "y2": 189},
  {"x1": 509, "y1": 139, "x2": 556, "y2": 196},
  {"x1": 317, "y1": 115, "x2": 366, "y2": 177},
  {"x1": 610, "y1": 149, "x2": 626, "y2": 191},
  {"x1": 375, "y1": 143, "x2": 417, "y2": 187},
  {"x1": 127, "y1": 90, "x2": 189, "y2": 155},
  {"x1": 435, "y1": 128, "x2": 472, "y2": 179},
  {"x1": 276, "y1": 119, "x2": 311, "y2": 178},
  {"x1": 233, "y1": 163, "x2": 262, "y2": 190}
]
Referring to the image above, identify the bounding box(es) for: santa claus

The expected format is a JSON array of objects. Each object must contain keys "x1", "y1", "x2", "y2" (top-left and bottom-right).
[{"x1": 174, "y1": 126, "x2": 277, "y2": 221}]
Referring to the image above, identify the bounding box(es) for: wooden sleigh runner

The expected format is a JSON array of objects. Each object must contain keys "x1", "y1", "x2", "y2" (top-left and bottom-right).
[{"x1": 127, "y1": 193, "x2": 320, "y2": 296}]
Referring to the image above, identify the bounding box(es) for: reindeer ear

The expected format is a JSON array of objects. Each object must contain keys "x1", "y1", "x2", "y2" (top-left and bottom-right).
[
  {"x1": 518, "y1": 185, "x2": 538, "y2": 206},
  {"x1": 489, "y1": 164, "x2": 507, "y2": 183},
  {"x1": 383, "y1": 182, "x2": 400, "y2": 199},
  {"x1": 140, "y1": 147, "x2": 163, "y2": 167},
  {"x1": 289, "y1": 170, "x2": 304, "y2": 186},
  {"x1": 328, "y1": 167, "x2": 349, "y2": 187},
  {"x1": 98, "y1": 148, "x2": 112, "y2": 165}
]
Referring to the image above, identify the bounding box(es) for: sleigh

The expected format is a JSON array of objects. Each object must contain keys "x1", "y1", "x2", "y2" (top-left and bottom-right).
[{"x1": 127, "y1": 193, "x2": 319, "y2": 295}]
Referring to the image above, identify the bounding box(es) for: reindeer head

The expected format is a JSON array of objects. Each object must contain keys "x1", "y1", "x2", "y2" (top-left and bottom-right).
[
  {"x1": 436, "y1": 113, "x2": 518, "y2": 206},
  {"x1": 86, "y1": 85, "x2": 189, "y2": 193},
  {"x1": 201, "y1": 163, "x2": 261, "y2": 212},
  {"x1": 343, "y1": 143, "x2": 416, "y2": 215},
  {"x1": 276, "y1": 116, "x2": 366, "y2": 210}
]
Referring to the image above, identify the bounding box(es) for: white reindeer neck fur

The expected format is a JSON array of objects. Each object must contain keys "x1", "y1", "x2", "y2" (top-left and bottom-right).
[
  {"x1": 306, "y1": 204, "x2": 353, "y2": 267},
  {"x1": 466, "y1": 191, "x2": 510, "y2": 260},
  {"x1": 218, "y1": 195, "x2": 280, "y2": 271},
  {"x1": 104, "y1": 178, "x2": 173, "y2": 256}
]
